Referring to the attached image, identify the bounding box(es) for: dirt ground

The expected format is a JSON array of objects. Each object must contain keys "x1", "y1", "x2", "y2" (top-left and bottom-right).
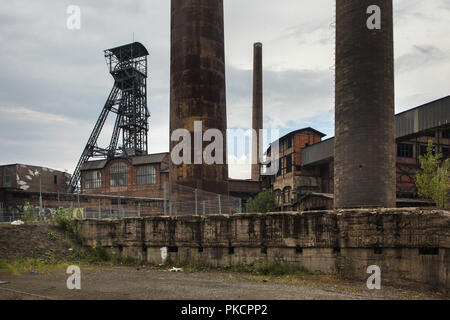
[
  {"x1": 0, "y1": 223, "x2": 75, "y2": 262},
  {"x1": 0, "y1": 265, "x2": 448, "y2": 300}
]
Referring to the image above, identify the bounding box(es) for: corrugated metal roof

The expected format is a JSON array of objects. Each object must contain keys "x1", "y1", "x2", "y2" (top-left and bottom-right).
[
  {"x1": 396, "y1": 95, "x2": 450, "y2": 138},
  {"x1": 80, "y1": 160, "x2": 108, "y2": 171},
  {"x1": 131, "y1": 153, "x2": 169, "y2": 166},
  {"x1": 301, "y1": 96, "x2": 450, "y2": 166}
]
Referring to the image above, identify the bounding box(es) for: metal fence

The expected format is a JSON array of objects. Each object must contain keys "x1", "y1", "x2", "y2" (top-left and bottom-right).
[{"x1": 0, "y1": 182, "x2": 243, "y2": 222}]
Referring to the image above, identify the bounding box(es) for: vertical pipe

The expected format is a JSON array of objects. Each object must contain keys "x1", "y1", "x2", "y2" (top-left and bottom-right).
[
  {"x1": 194, "y1": 189, "x2": 198, "y2": 215},
  {"x1": 251, "y1": 42, "x2": 263, "y2": 181},
  {"x1": 163, "y1": 182, "x2": 167, "y2": 215},
  {"x1": 334, "y1": 0, "x2": 396, "y2": 208}
]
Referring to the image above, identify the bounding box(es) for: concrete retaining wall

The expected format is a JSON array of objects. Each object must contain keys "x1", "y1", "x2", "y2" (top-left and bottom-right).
[{"x1": 77, "y1": 208, "x2": 450, "y2": 292}]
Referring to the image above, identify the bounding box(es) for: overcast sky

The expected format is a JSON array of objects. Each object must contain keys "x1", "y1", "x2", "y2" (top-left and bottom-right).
[{"x1": 1, "y1": 0, "x2": 450, "y2": 179}]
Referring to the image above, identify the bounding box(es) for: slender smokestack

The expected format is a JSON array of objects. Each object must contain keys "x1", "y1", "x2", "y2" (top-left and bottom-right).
[
  {"x1": 334, "y1": 0, "x2": 396, "y2": 208},
  {"x1": 169, "y1": 0, "x2": 229, "y2": 195},
  {"x1": 251, "y1": 42, "x2": 263, "y2": 181}
]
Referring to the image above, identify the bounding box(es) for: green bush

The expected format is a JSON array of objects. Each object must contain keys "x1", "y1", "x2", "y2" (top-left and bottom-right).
[
  {"x1": 415, "y1": 140, "x2": 450, "y2": 209},
  {"x1": 20, "y1": 202, "x2": 38, "y2": 224},
  {"x1": 69, "y1": 242, "x2": 109, "y2": 264},
  {"x1": 53, "y1": 207, "x2": 82, "y2": 244},
  {"x1": 246, "y1": 191, "x2": 279, "y2": 213}
]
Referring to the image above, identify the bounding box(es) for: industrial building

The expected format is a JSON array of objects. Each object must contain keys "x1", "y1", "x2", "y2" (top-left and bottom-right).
[
  {"x1": 263, "y1": 96, "x2": 450, "y2": 211},
  {"x1": 80, "y1": 152, "x2": 170, "y2": 197}
]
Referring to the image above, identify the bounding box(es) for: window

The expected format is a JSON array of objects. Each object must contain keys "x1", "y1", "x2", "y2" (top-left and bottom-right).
[
  {"x1": 277, "y1": 159, "x2": 281, "y2": 176},
  {"x1": 3, "y1": 175, "x2": 11, "y2": 188},
  {"x1": 85, "y1": 170, "x2": 102, "y2": 189},
  {"x1": 110, "y1": 162, "x2": 128, "y2": 187},
  {"x1": 283, "y1": 187, "x2": 291, "y2": 203},
  {"x1": 443, "y1": 147, "x2": 450, "y2": 159},
  {"x1": 443, "y1": 129, "x2": 450, "y2": 139},
  {"x1": 287, "y1": 138, "x2": 292, "y2": 149},
  {"x1": 397, "y1": 143, "x2": 413, "y2": 158},
  {"x1": 424, "y1": 131, "x2": 435, "y2": 138},
  {"x1": 420, "y1": 144, "x2": 435, "y2": 156},
  {"x1": 286, "y1": 154, "x2": 292, "y2": 173},
  {"x1": 137, "y1": 165, "x2": 156, "y2": 185}
]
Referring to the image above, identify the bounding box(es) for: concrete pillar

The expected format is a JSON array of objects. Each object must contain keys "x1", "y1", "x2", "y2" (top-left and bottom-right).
[
  {"x1": 334, "y1": 0, "x2": 396, "y2": 208},
  {"x1": 170, "y1": 0, "x2": 229, "y2": 195},
  {"x1": 251, "y1": 42, "x2": 263, "y2": 181}
]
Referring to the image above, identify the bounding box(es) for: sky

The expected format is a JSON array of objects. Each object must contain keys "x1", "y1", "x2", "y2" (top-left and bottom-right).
[{"x1": 1, "y1": 0, "x2": 450, "y2": 179}]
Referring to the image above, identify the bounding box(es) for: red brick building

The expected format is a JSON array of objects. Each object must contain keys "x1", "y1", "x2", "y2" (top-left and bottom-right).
[
  {"x1": 80, "y1": 152, "x2": 170, "y2": 198},
  {"x1": 264, "y1": 96, "x2": 450, "y2": 210}
]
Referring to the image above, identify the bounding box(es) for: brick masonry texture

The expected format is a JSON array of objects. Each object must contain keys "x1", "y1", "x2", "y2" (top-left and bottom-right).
[
  {"x1": 335, "y1": 0, "x2": 396, "y2": 208},
  {"x1": 169, "y1": 0, "x2": 229, "y2": 195},
  {"x1": 78, "y1": 208, "x2": 450, "y2": 293}
]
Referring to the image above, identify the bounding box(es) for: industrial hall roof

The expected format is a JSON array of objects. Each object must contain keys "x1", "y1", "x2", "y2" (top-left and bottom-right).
[
  {"x1": 301, "y1": 95, "x2": 450, "y2": 166},
  {"x1": 80, "y1": 152, "x2": 169, "y2": 171}
]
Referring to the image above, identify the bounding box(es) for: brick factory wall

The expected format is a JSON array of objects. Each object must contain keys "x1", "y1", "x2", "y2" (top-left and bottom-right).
[{"x1": 78, "y1": 208, "x2": 450, "y2": 292}]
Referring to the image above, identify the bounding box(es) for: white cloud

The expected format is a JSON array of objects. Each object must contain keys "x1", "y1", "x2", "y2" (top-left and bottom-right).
[{"x1": 0, "y1": 0, "x2": 449, "y2": 180}]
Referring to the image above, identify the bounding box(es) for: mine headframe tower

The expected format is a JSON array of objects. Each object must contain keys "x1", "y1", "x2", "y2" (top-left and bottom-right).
[{"x1": 68, "y1": 42, "x2": 150, "y2": 193}]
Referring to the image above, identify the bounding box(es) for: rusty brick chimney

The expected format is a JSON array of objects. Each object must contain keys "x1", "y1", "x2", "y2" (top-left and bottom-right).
[
  {"x1": 334, "y1": 0, "x2": 396, "y2": 208},
  {"x1": 169, "y1": 0, "x2": 229, "y2": 195},
  {"x1": 251, "y1": 42, "x2": 263, "y2": 181}
]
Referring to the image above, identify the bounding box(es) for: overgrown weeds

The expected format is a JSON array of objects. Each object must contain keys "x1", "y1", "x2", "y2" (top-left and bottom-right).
[
  {"x1": 0, "y1": 252, "x2": 70, "y2": 275},
  {"x1": 53, "y1": 207, "x2": 82, "y2": 244},
  {"x1": 157, "y1": 260, "x2": 316, "y2": 277}
]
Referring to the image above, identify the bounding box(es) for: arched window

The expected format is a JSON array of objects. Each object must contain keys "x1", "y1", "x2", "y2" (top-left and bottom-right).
[
  {"x1": 137, "y1": 165, "x2": 156, "y2": 185},
  {"x1": 283, "y1": 187, "x2": 291, "y2": 203},
  {"x1": 85, "y1": 170, "x2": 102, "y2": 189},
  {"x1": 110, "y1": 162, "x2": 128, "y2": 187}
]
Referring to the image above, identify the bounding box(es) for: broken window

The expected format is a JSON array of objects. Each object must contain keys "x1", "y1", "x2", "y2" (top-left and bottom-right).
[
  {"x1": 137, "y1": 165, "x2": 156, "y2": 185},
  {"x1": 286, "y1": 154, "x2": 292, "y2": 173},
  {"x1": 85, "y1": 170, "x2": 101, "y2": 189},
  {"x1": 3, "y1": 175, "x2": 11, "y2": 188},
  {"x1": 110, "y1": 162, "x2": 128, "y2": 187}
]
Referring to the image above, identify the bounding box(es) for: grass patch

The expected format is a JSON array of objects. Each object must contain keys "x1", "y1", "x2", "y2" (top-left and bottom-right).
[
  {"x1": 1, "y1": 253, "x2": 71, "y2": 275},
  {"x1": 68, "y1": 242, "x2": 110, "y2": 265},
  {"x1": 155, "y1": 260, "x2": 316, "y2": 277},
  {"x1": 225, "y1": 263, "x2": 315, "y2": 276}
]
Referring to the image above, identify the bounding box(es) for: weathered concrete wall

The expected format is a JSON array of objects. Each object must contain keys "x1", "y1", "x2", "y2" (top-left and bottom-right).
[{"x1": 78, "y1": 208, "x2": 450, "y2": 292}]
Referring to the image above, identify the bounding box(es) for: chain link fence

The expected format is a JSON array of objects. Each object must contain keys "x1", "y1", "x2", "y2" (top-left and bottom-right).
[{"x1": 0, "y1": 182, "x2": 243, "y2": 222}]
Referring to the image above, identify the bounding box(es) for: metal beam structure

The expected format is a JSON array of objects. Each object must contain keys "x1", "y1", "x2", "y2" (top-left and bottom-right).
[{"x1": 68, "y1": 42, "x2": 150, "y2": 193}]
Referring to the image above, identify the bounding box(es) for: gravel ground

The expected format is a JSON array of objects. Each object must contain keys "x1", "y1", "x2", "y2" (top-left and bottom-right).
[{"x1": 0, "y1": 266, "x2": 447, "y2": 300}]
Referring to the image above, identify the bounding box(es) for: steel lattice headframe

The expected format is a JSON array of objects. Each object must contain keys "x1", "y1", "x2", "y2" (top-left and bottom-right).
[{"x1": 68, "y1": 42, "x2": 150, "y2": 193}]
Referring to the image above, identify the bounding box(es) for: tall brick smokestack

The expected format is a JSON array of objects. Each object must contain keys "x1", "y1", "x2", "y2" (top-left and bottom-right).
[
  {"x1": 251, "y1": 42, "x2": 263, "y2": 181},
  {"x1": 334, "y1": 0, "x2": 396, "y2": 208},
  {"x1": 169, "y1": 0, "x2": 229, "y2": 195}
]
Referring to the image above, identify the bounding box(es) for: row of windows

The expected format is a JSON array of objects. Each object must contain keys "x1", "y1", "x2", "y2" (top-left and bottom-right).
[
  {"x1": 85, "y1": 163, "x2": 157, "y2": 189},
  {"x1": 397, "y1": 143, "x2": 450, "y2": 158}
]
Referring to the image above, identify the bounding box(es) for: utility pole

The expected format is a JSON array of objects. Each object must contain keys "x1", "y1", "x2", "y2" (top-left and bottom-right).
[{"x1": 39, "y1": 172, "x2": 43, "y2": 214}]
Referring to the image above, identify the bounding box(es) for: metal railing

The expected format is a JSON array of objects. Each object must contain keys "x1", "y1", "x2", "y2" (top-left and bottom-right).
[{"x1": 0, "y1": 182, "x2": 243, "y2": 222}]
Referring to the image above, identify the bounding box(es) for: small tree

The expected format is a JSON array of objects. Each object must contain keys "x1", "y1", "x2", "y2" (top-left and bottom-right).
[
  {"x1": 415, "y1": 140, "x2": 450, "y2": 209},
  {"x1": 246, "y1": 190, "x2": 279, "y2": 213}
]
